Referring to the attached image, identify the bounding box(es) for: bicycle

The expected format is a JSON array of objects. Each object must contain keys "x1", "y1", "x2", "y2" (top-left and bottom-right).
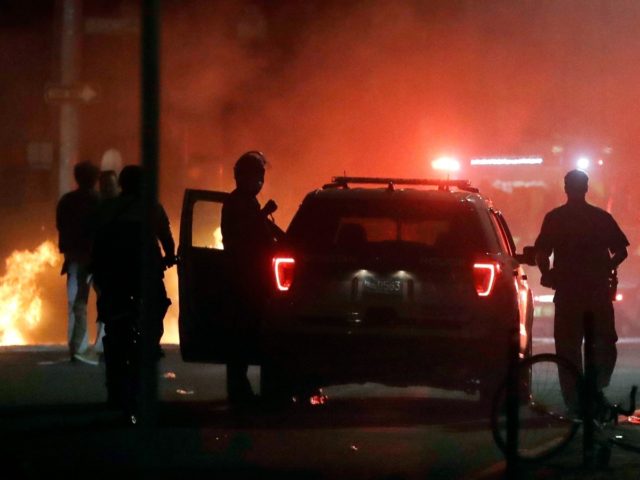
[{"x1": 491, "y1": 352, "x2": 640, "y2": 463}]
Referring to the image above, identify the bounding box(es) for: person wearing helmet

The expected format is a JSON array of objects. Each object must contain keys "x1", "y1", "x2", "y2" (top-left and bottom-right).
[
  {"x1": 221, "y1": 151, "x2": 280, "y2": 408},
  {"x1": 91, "y1": 165, "x2": 176, "y2": 423},
  {"x1": 534, "y1": 169, "x2": 629, "y2": 414}
]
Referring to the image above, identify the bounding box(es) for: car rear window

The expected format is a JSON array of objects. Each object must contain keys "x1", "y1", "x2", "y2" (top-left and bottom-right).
[{"x1": 287, "y1": 197, "x2": 491, "y2": 256}]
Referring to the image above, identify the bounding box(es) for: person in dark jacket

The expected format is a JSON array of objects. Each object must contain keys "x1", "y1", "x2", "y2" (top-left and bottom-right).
[
  {"x1": 535, "y1": 169, "x2": 629, "y2": 412},
  {"x1": 221, "y1": 151, "x2": 278, "y2": 407},
  {"x1": 56, "y1": 161, "x2": 100, "y2": 362},
  {"x1": 91, "y1": 165, "x2": 175, "y2": 422}
]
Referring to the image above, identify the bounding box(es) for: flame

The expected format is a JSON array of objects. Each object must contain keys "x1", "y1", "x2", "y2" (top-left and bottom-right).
[
  {"x1": 162, "y1": 227, "x2": 224, "y2": 344},
  {"x1": 213, "y1": 227, "x2": 223, "y2": 250},
  {"x1": 0, "y1": 241, "x2": 61, "y2": 346},
  {"x1": 310, "y1": 394, "x2": 327, "y2": 406},
  {"x1": 162, "y1": 267, "x2": 180, "y2": 344},
  {"x1": 162, "y1": 226, "x2": 223, "y2": 344}
]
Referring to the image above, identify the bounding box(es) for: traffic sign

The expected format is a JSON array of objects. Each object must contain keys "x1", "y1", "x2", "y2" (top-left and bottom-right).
[{"x1": 44, "y1": 83, "x2": 101, "y2": 104}]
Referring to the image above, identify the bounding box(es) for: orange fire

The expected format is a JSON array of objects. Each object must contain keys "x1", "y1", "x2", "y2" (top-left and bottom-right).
[
  {"x1": 162, "y1": 268, "x2": 180, "y2": 344},
  {"x1": 0, "y1": 241, "x2": 61, "y2": 346},
  {"x1": 161, "y1": 226, "x2": 223, "y2": 344}
]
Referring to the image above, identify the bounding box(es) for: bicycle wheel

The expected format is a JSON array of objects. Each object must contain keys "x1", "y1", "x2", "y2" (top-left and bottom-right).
[{"x1": 491, "y1": 353, "x2": 583, "y2": 461}]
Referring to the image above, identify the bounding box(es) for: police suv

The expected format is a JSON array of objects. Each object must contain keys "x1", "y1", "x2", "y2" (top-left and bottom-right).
[{"x1": 178, "y1": 177, "x2": 535, "y2": 403}]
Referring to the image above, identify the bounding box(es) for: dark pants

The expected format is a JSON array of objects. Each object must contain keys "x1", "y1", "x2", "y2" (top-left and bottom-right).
[
  {"x1": 98, "y1": 279, "x2": 170, "y2": 415},
  {"x1": 103, "y1": 317, "x2": 141, "y2": 414},
  {"x1": 554, "y1": 300, "x2": 618, "y2": 406},
  {"x1": 226, "y1": 361, "x2": 253, "y2": 404},
  {"x1": 225, "y1": 287, "x2": 262, "y2": 405}
]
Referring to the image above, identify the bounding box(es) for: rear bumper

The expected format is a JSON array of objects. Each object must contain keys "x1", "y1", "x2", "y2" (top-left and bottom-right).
[{"x1": 261, "y1": 325, "x2": 515, "y2": 390}]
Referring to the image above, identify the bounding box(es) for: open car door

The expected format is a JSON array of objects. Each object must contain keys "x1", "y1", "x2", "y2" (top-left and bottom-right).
[{"x1": 178, "y1": 189, "x2": 260, "y2": 363}]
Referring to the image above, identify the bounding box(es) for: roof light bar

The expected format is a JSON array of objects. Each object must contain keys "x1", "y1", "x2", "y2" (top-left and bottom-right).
[
  {"x1": 470, "y1": 157, "x2": 544, "y2": 166},
  {"x1": 331, "y1": 176, "x2": 478, "y2": 192}
]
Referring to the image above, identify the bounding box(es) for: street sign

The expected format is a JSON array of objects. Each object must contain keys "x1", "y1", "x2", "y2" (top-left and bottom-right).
[{"x1": 44, "y1": 83, "x2": 100, "y2": 104}]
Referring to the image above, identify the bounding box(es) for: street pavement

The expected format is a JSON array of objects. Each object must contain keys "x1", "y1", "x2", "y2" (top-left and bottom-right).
[{"x1": 1, "y1": 341, "x2": 639, "y2": 479}]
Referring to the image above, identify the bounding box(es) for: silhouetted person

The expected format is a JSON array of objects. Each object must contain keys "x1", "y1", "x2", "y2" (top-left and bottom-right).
[
  {"x1": 535, "y1": 169, "x2": 629, "y2": 410},
  {"x1": 89, "y1": 170, "x2": 120, "y2": 361},
  {"x1": 91, "y1": 165, "x2": 175, "y2": 422},
  {"x1": 221, "y1": 151, "x2": 279, "y2": 407},
  {"x1": 56, "y1": 161, "x2": 100, "y2": 363}
]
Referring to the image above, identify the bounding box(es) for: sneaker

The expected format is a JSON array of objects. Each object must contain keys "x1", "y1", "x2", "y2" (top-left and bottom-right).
[{"x1": 74, "y1": 351, "x2": 100, "y2": 366}]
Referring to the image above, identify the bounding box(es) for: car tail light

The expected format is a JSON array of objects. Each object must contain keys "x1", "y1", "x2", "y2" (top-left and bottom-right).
[
  {"x1": 273, "y1": 256, "x2": 295, "y2": 291},
  {"x1": 473, "y1": 262, "x2": 499, "y2": 297}
]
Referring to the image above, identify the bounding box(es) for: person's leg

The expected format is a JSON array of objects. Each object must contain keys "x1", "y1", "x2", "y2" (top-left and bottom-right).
[
  {"x1": 103, "y1": 305, "x2": 140, "y2": 421},
  {"x1": 66, "y1": 262, "x2": 79, "y2": 359},
  {"x1": 93, "y1": 283, "x2": 105, "y2": 354},
  {"x1": 70, "y1": 264, "x2": 91, "y2": 355},
  {"x1": 591, "y1": 302, "x2": 618, "y2": 391},
  {"x1": 225, "y1": 293, "x2": 258, "y2": 405},
  {"x1": 152, "y1": 280, "x2": 170, "y2": 351},
  {"x1": 226, "y1": 361, "x2": 253, "y2": 404},
  {"x1": 102, "y1": 325, "x2": 123, "y2": 409},
  {"x1": 554, "y1": 301, "x2": 584, "y2": 410}
]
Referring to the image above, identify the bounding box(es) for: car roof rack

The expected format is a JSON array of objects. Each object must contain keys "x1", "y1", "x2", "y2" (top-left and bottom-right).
[{"x1": 325, "y1": 176, "x2": 479, "y2": 193}]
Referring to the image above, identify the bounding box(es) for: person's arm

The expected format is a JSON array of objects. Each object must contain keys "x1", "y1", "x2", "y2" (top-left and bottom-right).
[
  {"x1": 607, "y1": 214, "x2": 630, "y2": 271},
  {"x1": 227, "y1": 196, "x2": 276, "y2": 246},
  {"x1": 534, "y1": 213, "x2": 554, "y2": 275},
  {"x1": 609, "y1": 246, "x2": 628, "y2": 271},
  {"x1": 261, "y1": 199, "x2": 277, "y2": 217},
  {"x1": 534, "y1": 212, "x2": 556, "y2": 288},
  {"x1": 156, "y1": 205, "x2": 176, "y2": 265},
  {"x1": 536, "y1": 250, "x2": 551, "y2": 275}
]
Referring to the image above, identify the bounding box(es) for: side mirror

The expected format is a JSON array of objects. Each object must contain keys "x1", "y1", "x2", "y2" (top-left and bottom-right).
[{"x1": 515, "y1": 246, "x2": 537, "y2": 266}]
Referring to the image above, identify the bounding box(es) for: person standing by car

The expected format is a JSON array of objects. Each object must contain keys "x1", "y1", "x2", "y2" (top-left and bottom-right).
[
  {"x1": 56, "y1": 161, "x2": 100, "y2": 363},
  {"x1": 221, "y1": 151, "x2": 280, "y2": 407},
  {"x1": 534, "y1": 169, "x2": 629, "y2": 410},
  {"x1": 91, "y1": 165, "x2": 175, "y2": 422}
]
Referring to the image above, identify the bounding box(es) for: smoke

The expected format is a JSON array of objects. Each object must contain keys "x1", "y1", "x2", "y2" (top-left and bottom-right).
[
  {"x1": 162, "y1": 0, "x2": 488, "y2": 223},
  {"x1": 159, "y1": 0, "x2": 640, "y2": 226}
]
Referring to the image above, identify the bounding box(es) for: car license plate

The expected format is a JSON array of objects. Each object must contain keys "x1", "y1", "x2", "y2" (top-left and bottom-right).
[{"x1": 363, "y1": 278, "x2": 402, "y2": 296}]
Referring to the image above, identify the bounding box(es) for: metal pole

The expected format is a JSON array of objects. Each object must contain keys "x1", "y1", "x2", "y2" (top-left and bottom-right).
[
  {"x1": 58, "y1": 0, "x2": 82, "y2": 196},
  {"x1": 139, "y1": 0, "x2": 160, "y2": 427}
]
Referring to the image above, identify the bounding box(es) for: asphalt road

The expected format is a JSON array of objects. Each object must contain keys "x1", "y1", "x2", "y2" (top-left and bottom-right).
[{"x1": 1, "y1": 338, "x2": 640, "y2": 479}]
